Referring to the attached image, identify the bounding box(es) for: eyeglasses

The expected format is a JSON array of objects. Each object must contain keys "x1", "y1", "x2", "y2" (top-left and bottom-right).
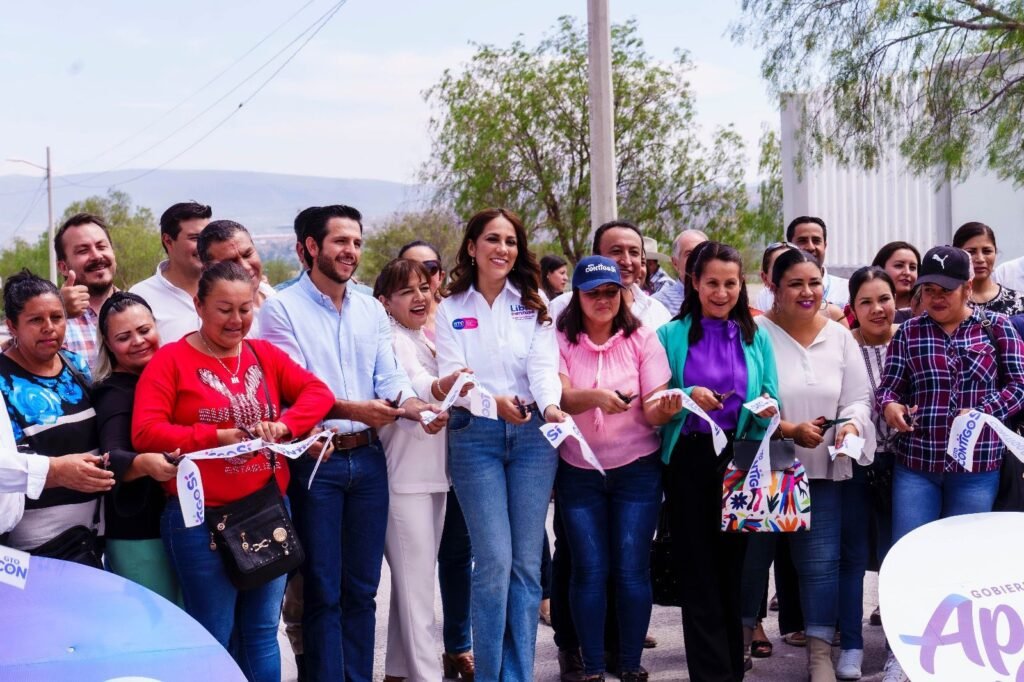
[{"x1": 421, "y1": 260, "x2": 442, "y2": 276}]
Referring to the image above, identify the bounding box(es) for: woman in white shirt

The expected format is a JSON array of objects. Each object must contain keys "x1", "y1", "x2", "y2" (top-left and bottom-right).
[
  {"x1": 435, "y1": 207, "x2": 566, "y2": 681},
  {"x1": 374, "y1": 258, "x2": 473, "y2": 682},
  {"x1": 742, "y1": 248, "x2": 874, "y2": 682}
]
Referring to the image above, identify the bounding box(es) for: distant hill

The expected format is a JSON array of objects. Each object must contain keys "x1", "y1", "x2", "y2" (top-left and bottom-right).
[{"x1": 0, "y1": 169, "x2": 427, "y2": 243}]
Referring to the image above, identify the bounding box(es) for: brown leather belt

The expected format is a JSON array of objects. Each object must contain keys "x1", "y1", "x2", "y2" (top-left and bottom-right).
[{"x1": 331, "y1": 428, "x2": 377, "y2": 451}]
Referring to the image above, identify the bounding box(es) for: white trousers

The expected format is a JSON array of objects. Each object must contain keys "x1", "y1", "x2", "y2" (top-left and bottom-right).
[{"x1": 384, "y1": 490, "x2": 447, "y2": 681}]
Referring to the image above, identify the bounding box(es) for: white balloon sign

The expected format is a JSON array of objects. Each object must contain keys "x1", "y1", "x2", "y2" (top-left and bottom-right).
[{"x1": 880, "y1": 512, "x2": 1024, "y2": 681}]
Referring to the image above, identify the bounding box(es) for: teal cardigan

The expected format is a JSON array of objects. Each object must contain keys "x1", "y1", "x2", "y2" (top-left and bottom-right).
[{"x1": 656, "y1": 314, "x2": 781, "y2": 465}]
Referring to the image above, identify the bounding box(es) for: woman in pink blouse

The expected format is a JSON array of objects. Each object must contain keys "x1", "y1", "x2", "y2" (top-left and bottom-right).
[{"x1": 554, "y1": 256, "x2": 676, "y2": 682}]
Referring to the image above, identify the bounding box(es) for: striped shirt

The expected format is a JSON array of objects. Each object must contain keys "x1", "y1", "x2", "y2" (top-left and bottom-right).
[{"x1": 876, "y1": 309, "x2": 1024, "y2": 473}]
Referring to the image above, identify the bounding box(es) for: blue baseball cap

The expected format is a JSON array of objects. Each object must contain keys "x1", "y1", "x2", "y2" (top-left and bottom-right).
[{"x1": 572, "y1": 255, "x2": 624, "y2": 291}]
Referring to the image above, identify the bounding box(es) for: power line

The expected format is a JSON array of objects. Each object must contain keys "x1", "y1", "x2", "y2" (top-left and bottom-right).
[
  {"x1": 63, "y1": 0, "x2": 348, "y2": 191},
  {"x1": 8, "y1": 178, "x2": 48, "y2": 240},
  {"x1": 64, "y1": 0, "x2": 316, "y2": 173},
  {"x1": 59, "y1": 0, "x2": 346, "y2": 189}
]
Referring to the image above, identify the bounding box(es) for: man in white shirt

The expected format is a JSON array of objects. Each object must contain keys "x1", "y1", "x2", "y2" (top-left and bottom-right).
[
  {"x1": 994, "y1": 255, "x2": 1024, "y2": 291},
  {"x1": 196, "y1": 220, "x2": 276, "y2": 337},
  {"x1": 653, "y1": 229, "x2": 708, "y2": 317},
  {"x1": 129, "y1": 201, "x2": 211, "y2": 343},
  {"x1": 756, "y1": 216, "x2": 850, "y2": 311},
  {"x1": 549, "y1": 220, "x2": 671, "y2": 329}
]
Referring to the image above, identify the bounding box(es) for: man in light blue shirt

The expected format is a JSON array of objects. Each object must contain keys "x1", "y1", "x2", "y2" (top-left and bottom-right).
[
  {"x1": 260, "y1": 204, "x2": 443, "y2": 682},
  {"x1": 653, "y1": 228, "x2": 708, "y2": 317}
]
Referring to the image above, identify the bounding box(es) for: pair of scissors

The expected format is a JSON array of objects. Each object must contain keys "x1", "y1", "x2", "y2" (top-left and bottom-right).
[
  {"x1": 615, "y1": 390, "x2": 636, "y2": 405},
  {"x1": 711, "y1": 389, "x2": 736, "y2": 402},
  {"x1": 513, "y1": 396, "x2": 530, "y2": 419},
  {"x1": 819, "y1": 417, "x2": 852, "y2": 430}
]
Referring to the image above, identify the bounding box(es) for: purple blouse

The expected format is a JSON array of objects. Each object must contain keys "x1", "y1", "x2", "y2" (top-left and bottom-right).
[{"x1": 682, "y1": 317, "x2": 748, "y2": 434}]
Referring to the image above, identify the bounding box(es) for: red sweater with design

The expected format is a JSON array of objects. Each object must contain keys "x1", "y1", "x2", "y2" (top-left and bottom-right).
[{"x1": 132, "y1": 335, "x2": 334, "y2": 506}]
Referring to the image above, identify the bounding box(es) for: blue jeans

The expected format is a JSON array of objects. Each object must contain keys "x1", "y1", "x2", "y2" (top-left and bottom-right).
[
  {"x1": 289, "y1": 441, "x2": 389, "y2": 682},
  {"x1": 447, "y1": 408, "x2": 558, "y2": 682},
  {"x1": 438, "y1": 485, "x2": 473, "y2": 654},
  {"x1": 839, "y1": 466, "x2": 870, "y2": 650},
  {"x1": 556, "y1": 454, "x2": 662, "y2": 675},
  {"x1": 742, "y1": 479, "x2": 842, "y2": 643},
  {"x1": 892, "y1": 461, "x2": 999, "y2": 544},
  {"x1": 161, "y1": 498, "x2": 287, "y2": 682}
]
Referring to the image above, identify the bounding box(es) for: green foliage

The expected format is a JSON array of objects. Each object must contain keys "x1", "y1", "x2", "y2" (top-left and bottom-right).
[
  {"x1": 0, "y1": 233, "x2": 48, "y2": 283},
  {"x1": 359, "y1": 210, "x2": 465, "y2": 287},
  {"x1": 59, "y1": 190, "x2": 163, "y2": 289},
  {"x1": 738, "y1": 127, "x2": 784, "y2": 242},
  {"x1": 735, "y1": 0, "x2": 1024, "y2": 184},
  {"x1": 424, "y1": 16, "x2": 765, "y2": 262},
  {"x1": 262, "y1": 258, "x2": 296, "y2": 287}
]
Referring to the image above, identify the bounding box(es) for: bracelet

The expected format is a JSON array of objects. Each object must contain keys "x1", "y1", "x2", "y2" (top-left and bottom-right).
[{"x1": 433, "y1": 378, "x2": 443, "y2": 400}]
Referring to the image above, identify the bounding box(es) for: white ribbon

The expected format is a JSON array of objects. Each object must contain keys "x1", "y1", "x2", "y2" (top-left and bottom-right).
[
  {"x1": 740, "y1": 397, "x2": 781, "y2": 490},
  {"x1": 947, "y1": 409, "x2": 1024, "y2": 472},
  {"x1": 829, "y1": 434, "x2": 866, "y2": 462},
  {"x1": 176, "y1": 431, "x2": 332, "y2": 526},
  {"x1": 646, "y1": 388, "x2": 728, "y2": 455},
  {"x1": 422, "y1": 372, "x2": 476, "y2": 426},
  {"x1": 469, "y1": 385, "x2": 500, "y2": 420},
  {"x1": 540, "y1": 416, "x2": 604, "y2": 475}
]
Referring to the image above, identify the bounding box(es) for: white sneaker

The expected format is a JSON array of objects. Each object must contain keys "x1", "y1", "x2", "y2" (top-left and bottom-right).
[
  {"x1": 836, "y1": 649, "x2": 863, "y2": 680},
  {"x1": 882, "y1": 653, "x2": 909, "y2": 682}
]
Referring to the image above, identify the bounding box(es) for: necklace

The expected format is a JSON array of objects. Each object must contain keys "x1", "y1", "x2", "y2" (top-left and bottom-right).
[{"x1": 198, "y1": 333, "x2": 242, "y2": 384}]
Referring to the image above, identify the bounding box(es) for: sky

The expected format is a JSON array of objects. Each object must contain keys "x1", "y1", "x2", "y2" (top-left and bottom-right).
[{"x1": 0, "y1": 1, "x2": 777, "y2": 187}]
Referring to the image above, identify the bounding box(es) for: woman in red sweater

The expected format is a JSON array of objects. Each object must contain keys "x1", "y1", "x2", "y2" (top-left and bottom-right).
[{"x1": 133, "y1": 261, "x2": 333, "y2": 682}]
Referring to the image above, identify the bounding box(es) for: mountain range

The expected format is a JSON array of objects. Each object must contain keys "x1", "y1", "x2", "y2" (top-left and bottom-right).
[{"x1": 0, "y1": 169, "x2": 426, "y2": 243}]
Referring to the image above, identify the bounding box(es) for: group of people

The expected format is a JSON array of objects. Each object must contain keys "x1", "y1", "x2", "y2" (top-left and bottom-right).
[{"x1": 1, "y1": 201, "x2": 1023, "y2": 682}]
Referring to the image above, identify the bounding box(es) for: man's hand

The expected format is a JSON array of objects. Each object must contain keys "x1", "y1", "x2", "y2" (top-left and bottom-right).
[
  {"x1": 353, "y1": 399, "x2": 403, "y2": 429},
  {"x1": 48, "y1": 453, "x2": 115, "y2": 493},
  {"x1": 60, "y1": 270, "x2": 90, "y2": 319}
]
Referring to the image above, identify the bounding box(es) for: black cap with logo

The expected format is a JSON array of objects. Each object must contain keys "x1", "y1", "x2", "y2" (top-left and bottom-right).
[{"x1": 916, "y1": 245, "x2": 972, "y2": 290}]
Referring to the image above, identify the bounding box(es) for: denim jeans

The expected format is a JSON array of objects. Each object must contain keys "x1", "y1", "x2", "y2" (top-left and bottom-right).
[
  {"x1": 289, "y1": 441, "x2": 389, "y2": 682},
  {"x1": 161, "y1": 498, "x2": 287, "y2": 682},
  {"x1": 892, "y1": 461, "x2": 999, "y2": 544},
  {"x1": 447, "y1": 408, "x2": 558, "y2": 682},
  {"x1": 556, "y1": 453, "x2": 662, "y2": 675},
  {"x1": 438, "y1": 485, "x2": 473, "y2": 654},
  {"x1": 839, "y1": 465, "x2": 870, "y2": 650},
  {"x1": 742, "y1": 479, "x2": 842, "y2": 643}
]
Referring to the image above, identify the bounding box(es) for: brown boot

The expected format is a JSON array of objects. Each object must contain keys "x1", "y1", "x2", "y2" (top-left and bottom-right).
[
  {"x1": 807, "y1": 636, "x2": 837, "y2": 682},
  {"x1": 442, "y1": 651, "x2": 475, "y2": 681}
]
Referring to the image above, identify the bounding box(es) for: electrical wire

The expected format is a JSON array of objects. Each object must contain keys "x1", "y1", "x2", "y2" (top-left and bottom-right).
[
  {"x1": 59, "y1": 0, "x2": 346, "y2": 189},
  {"x1": 7, "y1": 177, "x2": 48, "y2": 240},
  {"x1": 64, "y1": 0, "x2": 316, "y2": 173}
]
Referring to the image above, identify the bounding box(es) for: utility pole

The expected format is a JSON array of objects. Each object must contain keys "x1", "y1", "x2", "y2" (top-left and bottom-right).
[
  {"x1": 587, "y1": 0, "x2": 617, "y2": 230},
  {"x1": 6, "y1": 147, "x2": 57, "y2": 284}
]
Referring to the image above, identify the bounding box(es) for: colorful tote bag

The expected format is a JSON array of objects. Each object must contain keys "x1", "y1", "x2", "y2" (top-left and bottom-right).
[{"x1": 721, "y1": 458, "x2": 811, "y2": 532}]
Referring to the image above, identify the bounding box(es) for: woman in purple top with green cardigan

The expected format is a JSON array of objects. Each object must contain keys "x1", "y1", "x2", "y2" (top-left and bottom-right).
[{"x1": 656, "y1": 242, "x2": 780, "y2": 682}]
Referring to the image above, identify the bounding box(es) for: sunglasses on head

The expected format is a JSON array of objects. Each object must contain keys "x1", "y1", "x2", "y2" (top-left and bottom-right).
[{"x1": 421, "y1": 260, "x2": 442, "y2": 276}]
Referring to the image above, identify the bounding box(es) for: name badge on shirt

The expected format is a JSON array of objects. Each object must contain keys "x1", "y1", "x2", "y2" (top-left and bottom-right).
[
  {"x1": 510, "y1": 304, "x2": 534, "y2": 321},
  {"x1": 452, "y1": 318, "x2": 479, "y2": 330}
]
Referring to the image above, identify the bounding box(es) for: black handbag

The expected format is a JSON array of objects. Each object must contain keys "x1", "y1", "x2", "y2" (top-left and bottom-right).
[
  {"x1": 29, "y1": 498, "x2": 104, "y2": 569},
  {"x1": 650, "y1": 502, "x2": 682, "y2": 607},
  {"x1": 203, "y1": 341, "x2": 304, "y2": 590},
  {"x1": 731, "y1": 434, "x2": 797, "y2": 471},
  {"x1": 205, "y1": 471, "x2": 304, "y2": 590}
]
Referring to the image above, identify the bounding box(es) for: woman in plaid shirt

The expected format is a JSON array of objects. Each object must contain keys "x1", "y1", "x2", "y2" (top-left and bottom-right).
[{"x1": 877, "y1": 245, "x2": 1024, "y2": 547}]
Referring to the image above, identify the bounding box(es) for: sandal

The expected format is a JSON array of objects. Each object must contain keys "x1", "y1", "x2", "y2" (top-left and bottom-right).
[
  {"x1": 751, "y1": 621, "x2": 772, "y2": 658},
  {"x1": 782, "y1": 631, "x2": 808, "y2": 647}
]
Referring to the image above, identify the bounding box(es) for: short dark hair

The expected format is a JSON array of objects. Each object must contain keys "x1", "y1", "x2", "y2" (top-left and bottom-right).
[
  {"x1": 677, "y1": 241, "x2": 757, "y2": 345},
  {"x1": 300, "y1": 205, "x2": 363, "y2": 267},
  {"x1": 373, "y1": 258, "x2": 431, "y2": 300},
  {"x1": 785, "y1": 216, "x2": 827, "y2": 243},
  {"x1": 556, "y1": 286, "x2": 641, "y2": 345},
  {"x1": 760, "y1": 242, "x2": 796, "y2": 275},
  {"x1": 953, "y1": 221, "x2": 997, "y2": 250},
  {"x1": 55, "y1": 213, "x2": 111, "y2": 261},
  {"x1": 848, "y1": 266, "x2": 896, "y2": 304},
  {"x1": 872, "y1": 241, "x2": 921, "y2": 269},
  {"x1": 197, "y1": 261, "x2": 252, "y2": 303},
  {"x1": 398, "y1": 239, "x2": 441, "y2": 263},
  {"x1": 592, "y1": 220, "x2": 643, "y2": 255},
  {"x1": 197, "y1": 220, "x2": 249, "y2": 264},
  {"x1": 3, "y1": 269, "x2": 60, "y2": 323},
  {"x1": 160, "y1": 201, "x2": 212, "y2": 242},
  {"x1": 771, "y1": 248, "x2": 823, "y2": 288},
  {"x1": 540, "y1": 254, "x2": 568, "y2": 299}
]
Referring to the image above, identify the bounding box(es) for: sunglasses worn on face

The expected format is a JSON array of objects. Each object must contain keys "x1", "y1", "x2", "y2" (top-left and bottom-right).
[{"x1": 421, "y1": 260, "x2": 442, "y2": 276}]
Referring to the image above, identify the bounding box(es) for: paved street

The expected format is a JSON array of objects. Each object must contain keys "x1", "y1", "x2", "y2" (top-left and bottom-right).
[{"x1": 281, "y1": 504, "x2": 891, "y2": 681}]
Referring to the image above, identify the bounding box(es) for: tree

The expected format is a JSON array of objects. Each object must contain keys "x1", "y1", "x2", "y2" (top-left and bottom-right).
[
  {"x1": 263, "y1": 258, "x2": 296, "y2": 287},
  {"x1": 424, "y1": 16, "x2": 760, "y2": 262},
  {"x1": 734, "y1": 0, "x2": 1024, "y2": 184},
  {"x1": 60, "y1": 190, "x2": 164, "y2": 289},
  {"x1": 360, "y1": 210, "x2": 465, "y2": 287},
  {"x1": 739, "y1": 127, "x2": 784, "y2": 240},
  {"x1": 0, "y1": 234, "x2": 48, "y2": 283}
]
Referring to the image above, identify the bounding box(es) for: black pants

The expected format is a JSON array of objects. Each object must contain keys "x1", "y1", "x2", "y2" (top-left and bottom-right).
[
  {"x1": 774, "y1": 535, "x2": 805, "y2": 635},
  {"x1": 666, "y1": 433, "x2": 747, "y2": 682}
]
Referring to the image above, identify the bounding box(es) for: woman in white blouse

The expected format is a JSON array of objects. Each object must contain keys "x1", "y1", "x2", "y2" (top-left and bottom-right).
[
  {"x1": 374, "y1": 258, "x2": 473, "y2": 682},
  {"x1": 742, "y1": 248, "x2": 874, "y2": 682},
  {"x1": 435, "y1": 207, "x2": 566, "y2": 681}
]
